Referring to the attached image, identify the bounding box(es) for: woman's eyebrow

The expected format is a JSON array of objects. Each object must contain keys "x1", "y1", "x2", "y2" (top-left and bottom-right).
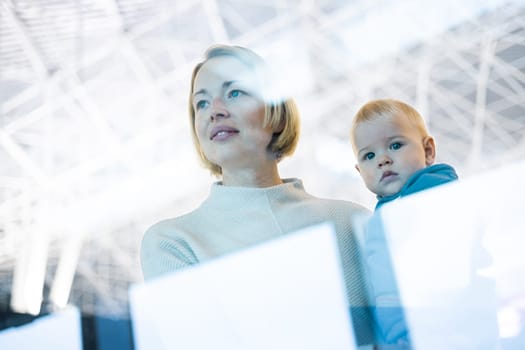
[
  {"x1": 223, "y1": 80, "x2": 236, "y2": 89},
  {"x1": 193, "y1": 80, "x2": 237, "y2": 98},
  {"x1": 193, "y1": 88, "x2": 207, "y2": 97}
]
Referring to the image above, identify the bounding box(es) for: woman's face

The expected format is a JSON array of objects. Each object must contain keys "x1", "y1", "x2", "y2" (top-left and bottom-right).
[{"x1": 192, "y1": 56, "x2": 275, "y2": 173}]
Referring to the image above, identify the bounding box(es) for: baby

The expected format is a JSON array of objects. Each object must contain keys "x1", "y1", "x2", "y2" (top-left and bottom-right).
[{"x1": 350, "y1": 98, "x2": 458, "y2": 346}]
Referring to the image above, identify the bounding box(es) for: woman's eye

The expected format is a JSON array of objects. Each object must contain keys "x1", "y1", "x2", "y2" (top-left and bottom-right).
[
  {"x1": 364, "y1": 152, "x2": 375, "y2": 160},
  {"x1": 228, "y1": 89, "x2": 243, "y2": 99},
  {"x1": 390, "y1": 142, "x2": 402, "y2": 150},
  {"x1": 195, "y1": 100, "x2": 209, "y2": 110}
]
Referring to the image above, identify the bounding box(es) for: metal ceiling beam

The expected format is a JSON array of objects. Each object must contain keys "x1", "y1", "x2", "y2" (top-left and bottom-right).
[
  {"x1": 2, "y1": 1, "x2": 49, "y2": 78},
  {"x1": 0, "y1": 129, "x2": 47, "y2": 185},
  {"x1": 203, "y1": 0, "x2": 229, "y2": 42},
  {"x1": 469, "y1": 34, "x2": 496, "y2": 170}
]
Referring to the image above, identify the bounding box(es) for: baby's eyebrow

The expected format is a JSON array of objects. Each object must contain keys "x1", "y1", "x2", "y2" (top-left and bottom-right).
[{"x1": 357, "y1": 147, "x2": 370, "y2": 156}]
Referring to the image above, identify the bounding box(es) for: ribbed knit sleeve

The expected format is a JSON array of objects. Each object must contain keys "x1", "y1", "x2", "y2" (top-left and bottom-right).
[{"x1": 140, "y1": 219, "x2": 199, "y2": 281}]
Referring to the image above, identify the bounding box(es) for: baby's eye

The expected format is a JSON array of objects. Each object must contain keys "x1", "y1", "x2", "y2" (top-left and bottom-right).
[
  {"x1": 390, "y1": 142, "x2": 402, "y2": 150},
  {"x1": 363, "y1": 152, "x2": 375, "y2": 161},
  {"x1": 195, "y1": 100, "x2": 209, "y2": 110}
]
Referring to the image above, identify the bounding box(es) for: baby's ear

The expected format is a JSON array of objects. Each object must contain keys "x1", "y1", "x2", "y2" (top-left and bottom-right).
[
  {"x1": 355, "y1": 164, "x2": 360, "y2": 173},
  {"x1": 423, "y1": 136, "x2": 436, "y2": 165}
]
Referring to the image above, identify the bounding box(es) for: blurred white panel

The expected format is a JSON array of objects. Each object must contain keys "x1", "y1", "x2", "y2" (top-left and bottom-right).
[
  {"x1": 129, "y1": 223, "x2": 356, "y2": 350},
  {"x1": 381, "y1": 160, "x2": 525, "y2": 349},
  {"x1": 0, "y1": 306, "x2": 82, "y2": 350}
]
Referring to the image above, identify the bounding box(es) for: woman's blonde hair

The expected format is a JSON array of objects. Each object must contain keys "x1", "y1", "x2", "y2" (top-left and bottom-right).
[{"x1": 188, "y1": 45, "x2": 300, "y2": 176}]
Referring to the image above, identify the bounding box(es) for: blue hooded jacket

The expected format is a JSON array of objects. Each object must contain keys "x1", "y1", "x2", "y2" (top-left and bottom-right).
[
  {"x1": 376, "y1": 163, "x2": 458, "y2": 210},
  {"x1": 366, "y1": 163, "x2": 458, "y2": 345}
]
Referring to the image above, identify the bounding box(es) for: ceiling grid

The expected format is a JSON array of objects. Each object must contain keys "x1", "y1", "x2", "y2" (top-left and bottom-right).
[{"x1": 0, "y1": 0, "x2": 524, "y2": 316}]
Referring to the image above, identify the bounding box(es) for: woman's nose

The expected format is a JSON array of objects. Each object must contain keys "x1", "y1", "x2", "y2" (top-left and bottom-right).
[{"x1": 210, "y1": 98, "x2": 229, "y2": 121}]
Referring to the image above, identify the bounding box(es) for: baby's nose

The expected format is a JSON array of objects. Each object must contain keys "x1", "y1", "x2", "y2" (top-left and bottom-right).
[{"x1": 378, "y1": 155, "x2": 392, "y2": 167}]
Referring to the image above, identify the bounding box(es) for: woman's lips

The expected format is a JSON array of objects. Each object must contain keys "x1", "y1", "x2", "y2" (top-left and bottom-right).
[{"x1": 210, "y1": 126, "x2": 239, "y2": 141}]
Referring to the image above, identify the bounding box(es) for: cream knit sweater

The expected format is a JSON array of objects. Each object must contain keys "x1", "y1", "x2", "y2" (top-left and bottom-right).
[{"x1": 141, "y1": 178, "x2": 374, "y2": 344}]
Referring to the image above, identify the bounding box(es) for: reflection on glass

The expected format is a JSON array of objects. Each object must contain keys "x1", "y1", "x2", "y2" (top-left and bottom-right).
[{"x1": 375, "y1": 161, "x2": 525, "y2": 349}]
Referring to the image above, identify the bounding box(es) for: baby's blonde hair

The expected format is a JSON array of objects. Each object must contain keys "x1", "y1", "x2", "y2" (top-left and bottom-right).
[{"x1": 350, "y1": 98, "x2": 429, "y2": 152}]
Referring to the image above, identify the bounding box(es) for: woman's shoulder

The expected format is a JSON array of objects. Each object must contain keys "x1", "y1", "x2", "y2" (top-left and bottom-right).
[
  {"x1": 306, "y1": 194, "x2": 371, "y2": 213},
  {"x1": 140, "y1": 213, "x2": 202, "y2": 280},
  {"x1": 141, "y1": 218, "x2": 181, "y2": 255},
  {"x1": 292, "y1": 195, "x2": 372, "y2": 230},
  {"x1": 286, "y1": 178, "x2": 372, "y2": 212},
  {"x1": 140, "y1": 212, "x2": 205, "y2": 271},
  {"x1": 143, "y1": 217, "x2": 181, "y2": 236},
  {"x1": 143, "y1": 210, "x2": 201, "y2": 240}
]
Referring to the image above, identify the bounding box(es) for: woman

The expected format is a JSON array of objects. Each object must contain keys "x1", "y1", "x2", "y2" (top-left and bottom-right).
[{"x1": 141, "y1": 45, "x2": 374, "y2": 345}]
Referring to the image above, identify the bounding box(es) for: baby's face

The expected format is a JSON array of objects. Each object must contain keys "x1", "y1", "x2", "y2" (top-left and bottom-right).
[{"x1": 353, "y1": 114, "x2": 432, "y2": 197}]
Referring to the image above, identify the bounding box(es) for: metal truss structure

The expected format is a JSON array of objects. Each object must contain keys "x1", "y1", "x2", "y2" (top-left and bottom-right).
[{"x1": 1, "y1": 0, "x2": 524, "y2": 318}]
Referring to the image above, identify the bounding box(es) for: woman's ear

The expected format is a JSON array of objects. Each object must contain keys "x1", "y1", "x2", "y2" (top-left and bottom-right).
[{"x1": 423, "y1": 136, "x2": 436, "y2": 165}]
